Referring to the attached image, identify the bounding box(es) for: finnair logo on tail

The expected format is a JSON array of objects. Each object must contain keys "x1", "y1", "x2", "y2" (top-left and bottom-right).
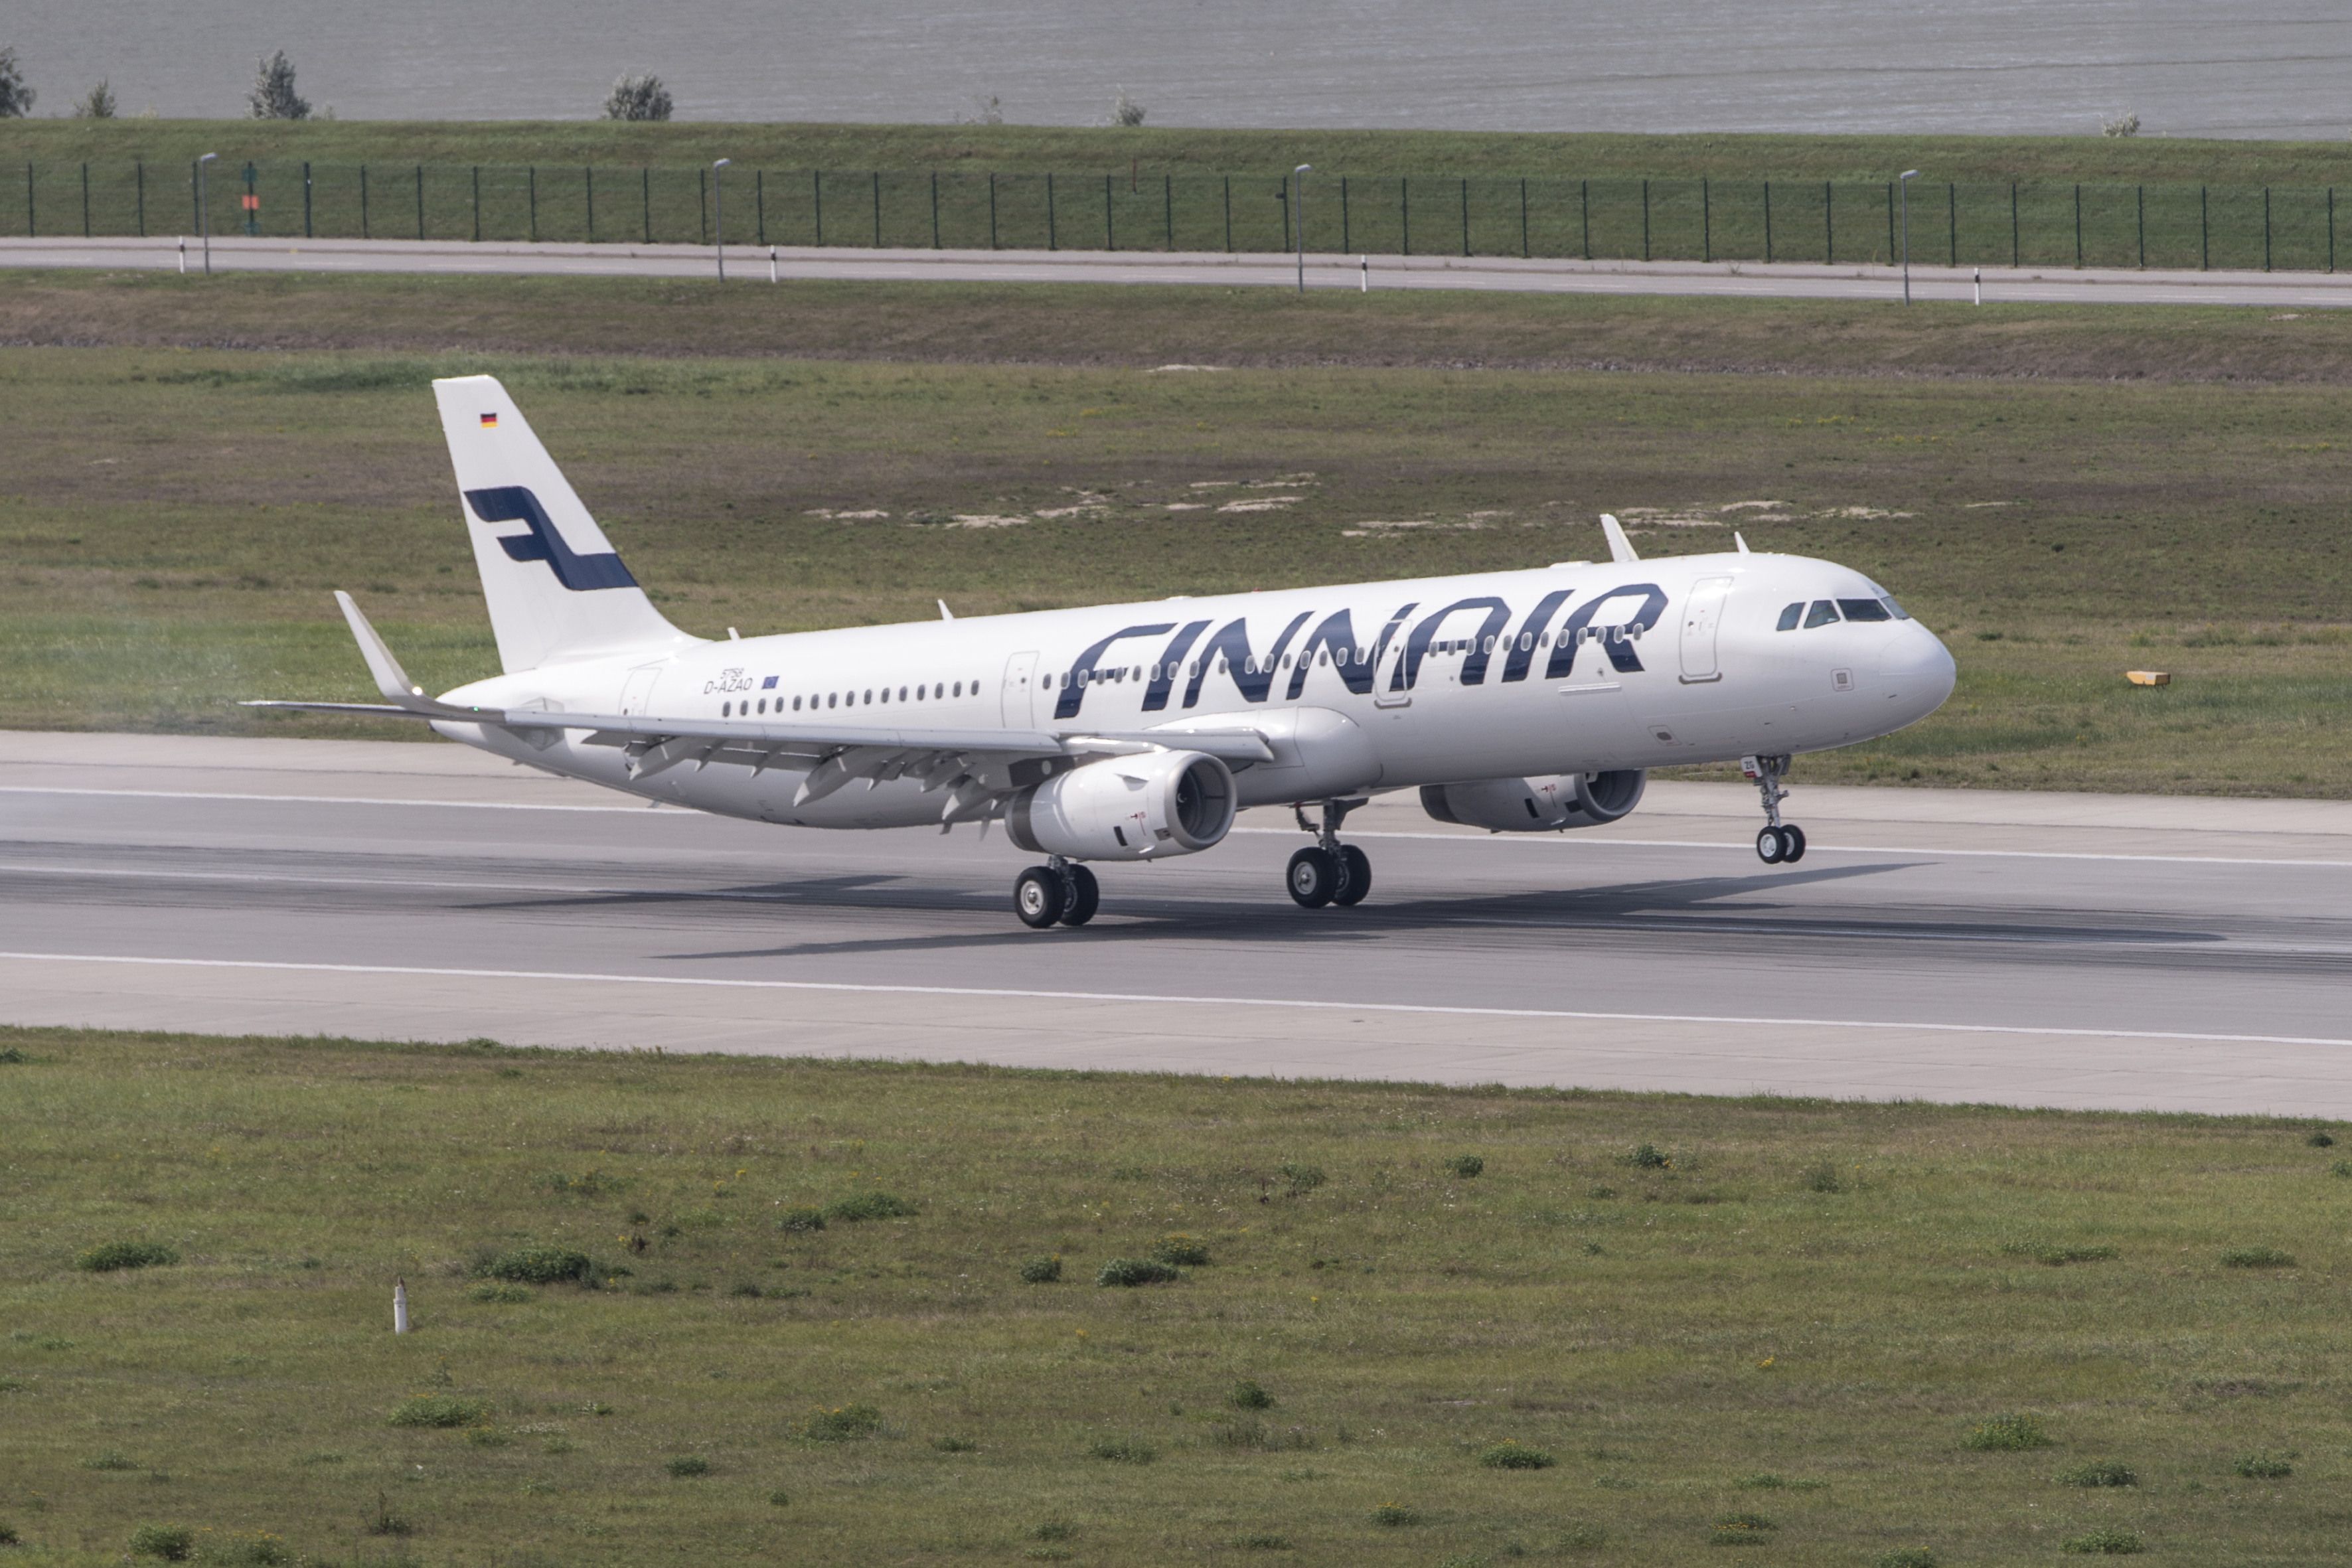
[{"x1": 463, "y1": 487, "x2": 637, "y2": 592}]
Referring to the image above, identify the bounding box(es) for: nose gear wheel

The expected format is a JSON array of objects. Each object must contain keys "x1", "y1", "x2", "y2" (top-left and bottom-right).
[{"x1": 1743, "y1": 754, "x2": 1806, "y2": 864}]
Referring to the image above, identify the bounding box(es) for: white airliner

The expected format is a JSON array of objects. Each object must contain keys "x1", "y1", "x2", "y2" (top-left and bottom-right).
[{"x1": 252, "y1": 376, "x2": 1956, "y2": 927}]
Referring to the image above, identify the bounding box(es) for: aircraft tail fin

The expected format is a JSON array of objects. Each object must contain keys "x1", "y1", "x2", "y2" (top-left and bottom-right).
[{"x1": 432, "y1": 375, "x2": 692, "y2": 673}]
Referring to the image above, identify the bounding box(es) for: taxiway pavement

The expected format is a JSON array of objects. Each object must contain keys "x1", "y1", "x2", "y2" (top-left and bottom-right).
[{"x1": 4, "y1": 730, "x2": 2349, "y2": 1115}]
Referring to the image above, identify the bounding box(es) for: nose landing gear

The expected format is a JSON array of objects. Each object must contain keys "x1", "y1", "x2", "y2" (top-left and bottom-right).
[
  {"x1": 1013, "y1": 855, "x2": 1101, "y2": 929},
  {"x1": 1743, "y1": 753, "x2": 1807, "y2": 865},
  {"x1": 1288, "y1": 799, "x2": 1373, "y2": 908}
]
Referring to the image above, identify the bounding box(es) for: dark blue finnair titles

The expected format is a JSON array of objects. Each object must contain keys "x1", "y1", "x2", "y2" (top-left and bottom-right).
[{"x1": 464, "y1": 487, "x2": 639, "y2": 591}]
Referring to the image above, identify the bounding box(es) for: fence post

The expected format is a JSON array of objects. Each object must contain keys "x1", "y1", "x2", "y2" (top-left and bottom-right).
[
  {"x1": 1701, "y1": 176, "x2": 1710, "y2": 263},
  {"x1": 1520, "y1": 177, "x2": 1528, "y2": 258},
  {"x1": 1641, "y1": 178, "x2": 1650, "y2": 261},
  {"x1": 1105, "y1": 172, "x2": 1114, "y2": 250},
  {"x1": 811, "y1": 170, "x2": 821, "y2": 246},
  {"x1": 1460, "y1": 176, "x2": 1469, "y2": 256},
  {"x1": 1948, "y1": 182, "x2": 1956, "y2": 266},
  {"x1": 471, "y1": 165, "x2": 480, "y2": 242},
  {"x1": 137, "y1": 160, "x2": 145, "y2": 237},
  {"x1": 872, "y1": 170, "x2": 881, "y2": 248},
  {"x1": 1581, "y1": 179, "x2": 1589, "y2": 259},
  {"x1": 2262, "y1": 185, "x2": 2271, "y2": 272},
  {"x1": 2009, "y1": 181, "x2": 2017, "y2": 266},
  {"x1": 414, "y1": 164, "x2": 424, "y2": 242},
  {"x1": 1824, "y1": 181, "x2": 1833, "y2": 264},
  {"x1": 587, "y1": 167, "x2": 595, "y2": 243},
  {"x1": 990, "y1": 173, "x2": 999, "y2": 250},
  {"x1": 361, "y1": 163, "x2": 369, "y2": 239},
  {"x1": 302, "y1": 161, "x2": 311, "y2": 238},
  {"x1": 1764, "y1": 180, "x2": 1772, "y2": 262},
  {"x1": 2136, "y1": 184, "x2": 2144, "y2": 268},
  {"x1": 930, "y1": 171, "x2": 939, "y2": 248},
  {"x1": 2199, "y1": 185, "x2": 2206, "y2": 270}
]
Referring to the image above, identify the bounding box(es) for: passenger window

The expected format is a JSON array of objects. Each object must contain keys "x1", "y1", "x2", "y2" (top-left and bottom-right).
[
  {"x1": 721, "y1": 701, "x2": 731, "y2": 717},
  {"x1": 1838, "y1": 597, "x2": 1892, "y2": 623},
  {"x1": 1804, "y1": 599, "x2": 1841, "y2": 629},
  {"x1": 1776, "y1": 602, "x2": 1803, "y2": 631},
  {"x1": 898, "y1": 686, "x2": 907, "y2": 701},
  {"x1": 793, "y1": 696, "x2": 803, "y2": 710},
  {"x1": 1483, "y1": 635, "x2": 1495, "y2": 655},
  {"x1": 827, "y1": 693, "x2": 837, "y2": 708},
  {"x1": 952, "y1": 682, "x2": 961, "y2": 697},
  {"x1": 880, "y1": 688, "x2": 889, "y2": 704}
]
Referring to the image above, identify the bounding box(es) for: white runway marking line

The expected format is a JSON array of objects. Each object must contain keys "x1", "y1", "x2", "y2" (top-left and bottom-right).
[
  {"x1": 5, "y1": 951, "x2": 2350, "y2": 1052},
  {"x1": 5, "y1": 785, "x2": 2349, "y2": 869}
]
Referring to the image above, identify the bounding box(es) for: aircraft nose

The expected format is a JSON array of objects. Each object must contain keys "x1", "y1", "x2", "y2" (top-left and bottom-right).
[{"x1": 1875, "y1": 623, "x2": 1958, "y2": 722}]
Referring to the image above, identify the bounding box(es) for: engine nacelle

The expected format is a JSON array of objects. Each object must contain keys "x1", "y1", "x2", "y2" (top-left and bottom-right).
[
  {"x1": 1419, "y1": 769, "x2": 1646, "y2": 833},
  {"x1": 1007, "y1": 749, "x2": 1236, "y2": 862}
]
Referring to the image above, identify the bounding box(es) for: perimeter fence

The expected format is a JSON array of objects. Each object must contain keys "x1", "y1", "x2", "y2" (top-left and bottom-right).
[{"x1": 7, "y1": 160, "x2": 2343, "y2": 273}]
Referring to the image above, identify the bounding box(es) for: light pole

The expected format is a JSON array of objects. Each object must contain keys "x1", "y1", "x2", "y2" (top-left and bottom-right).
[
  {"x1": 1899, "y1": 169, "x2": 1920, "y2": 304},
  {"x1": 196, "y1": 153, "x2": 218, "y2": 276},
  {"x1": 712, "y1": 159, "x2": 731, "y2": 281},
  {"x1": 1293, "y1": 164, "x2": 1312, "y2": 293}
]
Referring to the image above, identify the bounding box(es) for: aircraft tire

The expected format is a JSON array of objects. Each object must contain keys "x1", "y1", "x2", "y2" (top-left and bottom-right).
[
  {"x1": 1059, "y1": 864, "x2": 1101, "y2": 926},
  {"x1": 1287, "y1": 847, "x2": 1339, "y2": 908},
  {"x1": 1755, "y1": 826, "x2": 1786, "y2": 865},
  {"x1": 1781, "y1": 825, "x2": 1807, "y2": 863},
  {"x1": 1334, "y1": 845, "x2": 1372, "y2": 906},
  {"x1": 1014, "y1": 866, "x2": 1068, "y2": 928}
]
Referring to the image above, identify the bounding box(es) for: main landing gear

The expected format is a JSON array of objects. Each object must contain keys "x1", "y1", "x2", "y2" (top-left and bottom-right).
[
  {"x1": 1287, "y1": 799, "x2": 1373, "y2": 909},
  {"x1": 1743, "y1": 753, "x2": 1807, "y2": 865},
  {"x1": 1013, "y1": 856, "x2": 1100, "y2": 929}
]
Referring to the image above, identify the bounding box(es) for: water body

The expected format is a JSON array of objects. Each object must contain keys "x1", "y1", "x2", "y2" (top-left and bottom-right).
[{"x1": 11, "y1": 1, "x2": 2348, "y2": 139}]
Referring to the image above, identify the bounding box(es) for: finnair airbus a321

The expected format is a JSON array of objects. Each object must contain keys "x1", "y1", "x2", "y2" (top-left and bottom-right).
[{"x1": 252, "y1": 376, "x2": 1957, "y2": 927}]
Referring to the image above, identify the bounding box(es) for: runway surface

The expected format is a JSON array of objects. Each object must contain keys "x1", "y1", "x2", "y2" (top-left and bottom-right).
[
  {"x1": 9, "y1": 235, "x2": 2352, "y2": 309},
  {"x1": 5, "y1": 730, "x2": 2351, "y2": 1115}
]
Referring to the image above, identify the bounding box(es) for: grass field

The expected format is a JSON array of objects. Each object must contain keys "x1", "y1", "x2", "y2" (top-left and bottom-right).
[
  {"x1": 3, "y1": 1026, "x2": 2349, "y2": 1566},
  {"x1": 3, "y1": 271, "x2": 2348, "y2": 796}
]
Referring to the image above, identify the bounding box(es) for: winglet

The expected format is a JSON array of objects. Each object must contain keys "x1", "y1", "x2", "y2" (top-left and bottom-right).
[
  {"x1": 335, "y1": 591, "x2": 424, "y2": 701},
  {"x1": 1735, "y1": 532, "x2": 1751, "y2": 554},
  {"x1": 937, "y1": 599, "x2": 955, "y2": 621},
  {"x1": 1601, "y1": 513, "x2": 1640, "y2": 564}
]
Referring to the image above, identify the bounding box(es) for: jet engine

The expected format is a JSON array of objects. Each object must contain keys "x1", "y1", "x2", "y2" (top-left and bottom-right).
[
  {"x1": 1419, "y1": 769, "x2": 1646, "y2": 833},
  {"x1": 1007, "y1": 749, "x2": 1236, "y2": 862}
]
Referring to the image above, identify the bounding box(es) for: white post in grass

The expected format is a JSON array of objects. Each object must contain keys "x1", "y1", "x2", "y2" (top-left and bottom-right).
[
  {"x1": 394, "y1": 1277, "x2": 410, "y2": 1334},
  {"x1": 1360, "y1": 255, "x2": 1368, "y2": 291},
  {"x1": 712, "y1": 159, "x2": 732, "y2": 281},
  {"x1": 1293, "y1": 164, "x2": 1312, "y2": 293},
  {"x1": 769, "y1": 245, "x2": 778, "y2": 283},
  {"x1": 1899, "y1": 169, "x2": 1920, "y2": 304},
  {"x1": 177, "y1": 236, "x2": 186, "y2": 275},
  {"x1": 1974, "y1": 266, "x2": 1982, "y2": 305},
  {"x1": 197, "y1": 153, "x2": 218, "y2": 277}
]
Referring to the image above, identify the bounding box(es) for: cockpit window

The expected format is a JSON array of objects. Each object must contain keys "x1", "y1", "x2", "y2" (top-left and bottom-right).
[
  {"x1": 1776, "y1": 602, "x2": 1803, "y2": 632},
  {"x1": 1803, "y1": 599, "x2": 1841, "y2": 629},
  {"x1": 1882, "y1": 596, "x2": 1911, "y2": 621},
  {"x1": 1838, "y1": 597, "x2": 1893, "y2": 623}
]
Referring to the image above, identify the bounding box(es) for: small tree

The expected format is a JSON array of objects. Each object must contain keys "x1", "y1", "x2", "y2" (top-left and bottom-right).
[
  {"x1": 1108, "y1": 87, "x2": 1145, "y2": 127},
  {"x1": 2100, "y1": 110, "x2": 2140, "y2": 138},
  {"x1": 604, "y1": 72, "x2": 672, "y2": 121},
  {"x1": 74, "y1": 79, "x2": 116, "y2": 119},
  {"x1": 248, "y1": 50, "x2": 309, "y2": 119},
  {"x1": 0, "y1": 45, "x2": 35, "y2": 118}
]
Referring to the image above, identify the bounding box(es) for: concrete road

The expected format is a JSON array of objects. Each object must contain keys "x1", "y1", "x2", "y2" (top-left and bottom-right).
[
  {"x1": 7, "y1": 234, "x2": 2351, "y2": 309},
  {"x1": 4, "y1": 730, "x2": 2351, "y2": 1115}
]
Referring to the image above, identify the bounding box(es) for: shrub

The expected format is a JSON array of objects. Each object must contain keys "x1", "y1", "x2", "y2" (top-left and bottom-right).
[
  {"x1": 2309, "y1": 1130, "x2": 2336, "y2": 1147},
  {"x1": 1626, "y1": 1142, "x2": 1671, "y2": 1169},
  {"x1": 825, "y1": 1192, "x2": 915, "y2": 1222},
  {"x1": 1108, "y1": 89, "x2": 1146, "y2": 127},
  {"x1": 0, "y1": 1046, "x2": 27, "y2": 1063},
  {"x1": 83, "y1": 1450, "x2": 138, "y2": 1470},
  {"x1": 1229, "y1": 1378, "x2": 1274, "y2": 1409},
  {"x1": 1963, "y1": 1413, "x2": 2053, "y2": 1451},
  {"x1": 388, "y1": 1395, "x2": 486, "y2": 1429},
  {"x1": 2099, "y1": 112, "x2": 2141, "y2": 138},
  {"x1": 1089, "y1": 1435, "x2": 1156, "y2": 1464},
  {"x1": 933, "y1": 1435, "x2": 977, "y2": 1452},
  {"x1": 1477, "y1": 1441, "x2": 1556, "y2": 1470},
  {"x1": 246, "y1": 50, "x2": 309, "y2": 120},
  {"x1": 2001, "y1": 1242, "x2": 2118, "y2": 1267},
  {"x1": 1020, "y1": 1255, "x2": 1062, "y2": 1283},
  {"x1": 469, "y1": 1282, "x2": 532, "y2": 1304},
  {"x1": 76, "y1": 1241, "x2": 179, "y2": 1273},
  {"x1": 1371, "y1": 1504, "x2": 1421, "y2": 1527},
  {"x1": 767, "y1": 1489, "x2": 791, "y2": 1506},
  {"x1": 2234, "y1": 1450, "x2": 2294, "y2": 1478},
  {"x1": 1096, "y1": 1257, "x2": 1179, "y2": 1287},
  {"x1": 1279, "y1": 1162, "x2": 1326, "y2": 1194},
  {"x1": 1876, "y1": 1552, "x2": 1937, "y2": 1568},
  {"x1": 1235, "y1": 1533, "x2": 1292, "y2": 1551},
  {"x1": 129, "y1": 1524, "x2": 195, "y2": 1561},
  {"x1": 2058, "y1": 1462, "x2": 2138, "y2": 1487},
  {"x1": 2332, "y1": 1160, "x2": 2352, "y2": 1178},
  {"x1": 2061, "y1": 1528, "x2": 2144, "y2": 1554},
  {"x1": 775, "y1": 1206, "x2": 826, "y2": 1233},
  {"x1": 0, "y1": 1520, "x2": 18, "y2": 1544},
  {"x1": 801, "y1": 1403, "x2": 883, "y2": 1442},
  {"x1": 1800, "y1": 1162, "x2": 1844, "y2": 1193},
  {"x1": 1031, "y1": 1520, "x2": 1075, "y2": 1541},
  {"x1": 481, "y1": 1247, "x2": 593, "y2": 1285},
  {"x1": 665, "y1": 1455, "x2": 710, "y2": 1476},
  {"x1": 1445, "y1": 1154, "x2": 1484, "y2": 1178},
  {"x1": 603, "y1": 72, "x2": 672, "y2": 121},
  {"x1": 1711, "y1": 1512, "x2": 1778, "y2": 1545},
  {"x1": 2221, "y1": 1247, "x2": 2296, "y2": 1269},
  {"x1": 202, "y1": 1533, "x2": 288, "y2": 1566},
  {"x1": 1152, "y1": 1234, "x2": 1211, "y2": 1267}
]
